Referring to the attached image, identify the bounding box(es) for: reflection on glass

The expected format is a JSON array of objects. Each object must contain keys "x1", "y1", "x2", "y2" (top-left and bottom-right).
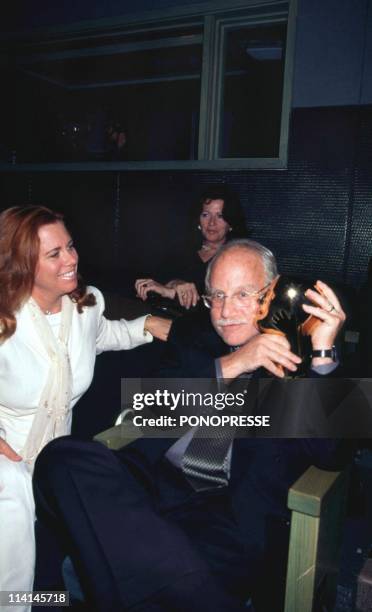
[
  {"x1": 12, "y1": 30, "x2": 202, "y2": 163},
  {"x1": 220, "y1": 24, "x2": 286, "y2": 158}
]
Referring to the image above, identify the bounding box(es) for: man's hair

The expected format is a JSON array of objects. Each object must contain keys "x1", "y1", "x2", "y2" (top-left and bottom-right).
[{"x1": 205, "y1": 238, "x2": 278, "y2": 292}]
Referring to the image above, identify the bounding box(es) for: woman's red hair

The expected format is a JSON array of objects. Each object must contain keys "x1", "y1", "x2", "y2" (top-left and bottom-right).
[{"x1": 0, "y1": 205, "x2": 95, "y2": 342}]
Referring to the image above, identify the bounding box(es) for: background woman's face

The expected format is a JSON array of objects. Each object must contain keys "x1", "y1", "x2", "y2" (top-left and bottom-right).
[
  {"x1": 32, "y1": 221, "x2": 79, "y2": 302},
  {"x1": 199, "y1": 199, "x2": 230, "y2": 244}
]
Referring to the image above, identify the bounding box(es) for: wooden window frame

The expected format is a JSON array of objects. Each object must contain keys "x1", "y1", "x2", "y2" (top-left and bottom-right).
[{"x1": 0, "y1": 0, "x2": 297, "y2": 172}]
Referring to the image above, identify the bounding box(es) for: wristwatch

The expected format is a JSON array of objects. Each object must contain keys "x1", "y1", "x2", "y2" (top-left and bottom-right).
[{"x1": 310, "y1": 346, "x2": 337, "y2": 361}]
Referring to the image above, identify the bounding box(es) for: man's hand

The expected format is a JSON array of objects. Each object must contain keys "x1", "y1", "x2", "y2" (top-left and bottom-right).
[
  {"x1": 166, "y1": 281, "x2": 199, "y2": 309},
  {"x1": 135, "y1": 279, "x2": 175, "y2": 301},
  {"x1": 0, "y1": 437, "x2": 22, "y2": 461},
  {"x1": 303, "y1": 280, "x2": 345, "y2": 365},
  {"x1": 220, "y1": 333, "x2": 302, "y2": 379}
]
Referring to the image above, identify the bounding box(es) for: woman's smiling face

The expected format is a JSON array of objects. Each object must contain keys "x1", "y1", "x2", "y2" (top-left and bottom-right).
[{"x1": 32, "y1": 221, "x2": 79, "y2": 306}]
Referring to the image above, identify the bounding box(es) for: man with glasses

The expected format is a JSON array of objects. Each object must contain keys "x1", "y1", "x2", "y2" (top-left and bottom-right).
[
  {"x1": 163, "y1": 238, "x2": 344, "y2": 381},
  {"x1": 34, "y1": 239, "x2": 348, "y2": 612}
]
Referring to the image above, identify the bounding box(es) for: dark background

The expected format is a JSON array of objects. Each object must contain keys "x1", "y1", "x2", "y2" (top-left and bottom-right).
[
  {"x1": 1, "y1": 0, "x2": 372, "y2": 294},
  {"x1": 1, "y1": 104, "x2": 371, "y2": 292},
  {"x1": 0, "y1": 0, "x2": 371, "y2": 421},
  {"x1": 2, "y1": 6, "x2": 372, "y2": 605}
]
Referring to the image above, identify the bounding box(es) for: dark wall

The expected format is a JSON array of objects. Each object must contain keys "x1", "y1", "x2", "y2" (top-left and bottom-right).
[
  {"x1": 292, "y1": 0, "x2": 372, "y2": 107},
  {"x1": 1, "y1": 0, "x2": 372, "y2": 300},
  {"x1": 2, "y1": 105, "x2": 372, "y2": 295},
  {"x1": 4, "y1": 1, "x2": 372, "y2": 107}
]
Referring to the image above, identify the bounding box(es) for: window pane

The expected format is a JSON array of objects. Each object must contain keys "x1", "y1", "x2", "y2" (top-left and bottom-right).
[
  {"x1": 220, "y1": 23, "x2": 287, "y2": 158},
  {"x1": 12, "y1": 30, "x2": 202, "y2": 162}
]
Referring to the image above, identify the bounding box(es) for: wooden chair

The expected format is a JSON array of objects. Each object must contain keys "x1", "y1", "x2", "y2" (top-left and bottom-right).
[
  {"x1": 93, "y1": 424, "x2": 349, "y2": 612},
  {"x1": 284, "y1": 465, "x2": 349, "y2": 612},
  {"x1": 94, "y1": 420, "x2": 144, "y2": 449}
]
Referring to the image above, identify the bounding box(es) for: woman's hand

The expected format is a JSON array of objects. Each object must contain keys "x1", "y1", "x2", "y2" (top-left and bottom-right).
[
  {"x1": 166, "y1": 280, "x2": 200, "y2": 309},
  {"x1": 135, "y1": 279, "x2": 175, "y2": 301},
  {"x1": 0, "y1": 437, "x2": 22, "y2": 461},
  {"x1": 144, "y1": 315, "x2": 172, "y2": 342}
]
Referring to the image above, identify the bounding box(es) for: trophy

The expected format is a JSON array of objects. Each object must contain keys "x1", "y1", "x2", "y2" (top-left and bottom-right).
[{"x1": 255, "y1": 275, "x2": 320, "y2": 377}]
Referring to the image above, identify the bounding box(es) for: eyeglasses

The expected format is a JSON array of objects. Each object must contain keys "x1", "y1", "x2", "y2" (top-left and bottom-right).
[{"x1": 202, "y1": 282, "x2": 272, "y2": 309}]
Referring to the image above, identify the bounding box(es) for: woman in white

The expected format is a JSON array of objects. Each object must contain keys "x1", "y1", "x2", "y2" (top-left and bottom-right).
[{"x1": 0, "y1": 205, "x2": 170, "y2": 612}]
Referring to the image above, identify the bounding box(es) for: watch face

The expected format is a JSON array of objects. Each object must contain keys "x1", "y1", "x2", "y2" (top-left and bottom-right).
[{"x1": 312, "y1": 348, "x2": 336, "y2": 360}]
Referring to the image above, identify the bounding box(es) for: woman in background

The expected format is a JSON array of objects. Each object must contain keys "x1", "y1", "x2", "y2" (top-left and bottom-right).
[
  {"x1": 0, "y1": 205, "x2": 170, "y2": 612},
  {"x1": 135, "y1": 185, "x2": 247, "y2": 310}
]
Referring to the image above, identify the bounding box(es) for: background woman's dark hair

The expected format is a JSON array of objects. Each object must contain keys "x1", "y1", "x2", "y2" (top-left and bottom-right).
[{"x1": 190, "y1": 184, "x2": 248, "y2": 244}]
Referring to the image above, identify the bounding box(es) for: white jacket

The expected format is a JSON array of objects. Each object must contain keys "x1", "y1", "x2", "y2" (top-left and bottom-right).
[{"x1": 0, "y1": 286, "x2": 152, "y2": 453}]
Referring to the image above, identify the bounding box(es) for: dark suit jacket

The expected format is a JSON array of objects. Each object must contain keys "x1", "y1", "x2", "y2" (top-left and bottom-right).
[
  {"x1": 119, "y1": 314, "x2": 350, "y2": 612},
  {"x1": 120, "y1": 312, "x2": 352, "y2": 609},
  {"x1": 127, "y1": 310, "x2": 351, "y2": 520}
]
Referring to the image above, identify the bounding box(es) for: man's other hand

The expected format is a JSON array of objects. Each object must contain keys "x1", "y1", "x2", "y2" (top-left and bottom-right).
[
  {"x1": 303, "y1": 280, "x2": 345, "y2": 365},
  {"x1": 220, "y1": 333, "x2": 302, "y2": 379}
]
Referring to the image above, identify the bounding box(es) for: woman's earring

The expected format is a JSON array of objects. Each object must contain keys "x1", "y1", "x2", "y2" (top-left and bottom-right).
[
  {"x1": 229, "y1": 227, "x2": 232, "y2": 232},
  {"x1": 198, "y1": 225, "x2": 201, "y2": 230}
]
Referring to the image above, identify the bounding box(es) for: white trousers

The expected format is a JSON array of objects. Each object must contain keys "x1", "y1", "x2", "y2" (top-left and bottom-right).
[{"x1": 0, "y1": 456, "x2": 34, "y2": 612}]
